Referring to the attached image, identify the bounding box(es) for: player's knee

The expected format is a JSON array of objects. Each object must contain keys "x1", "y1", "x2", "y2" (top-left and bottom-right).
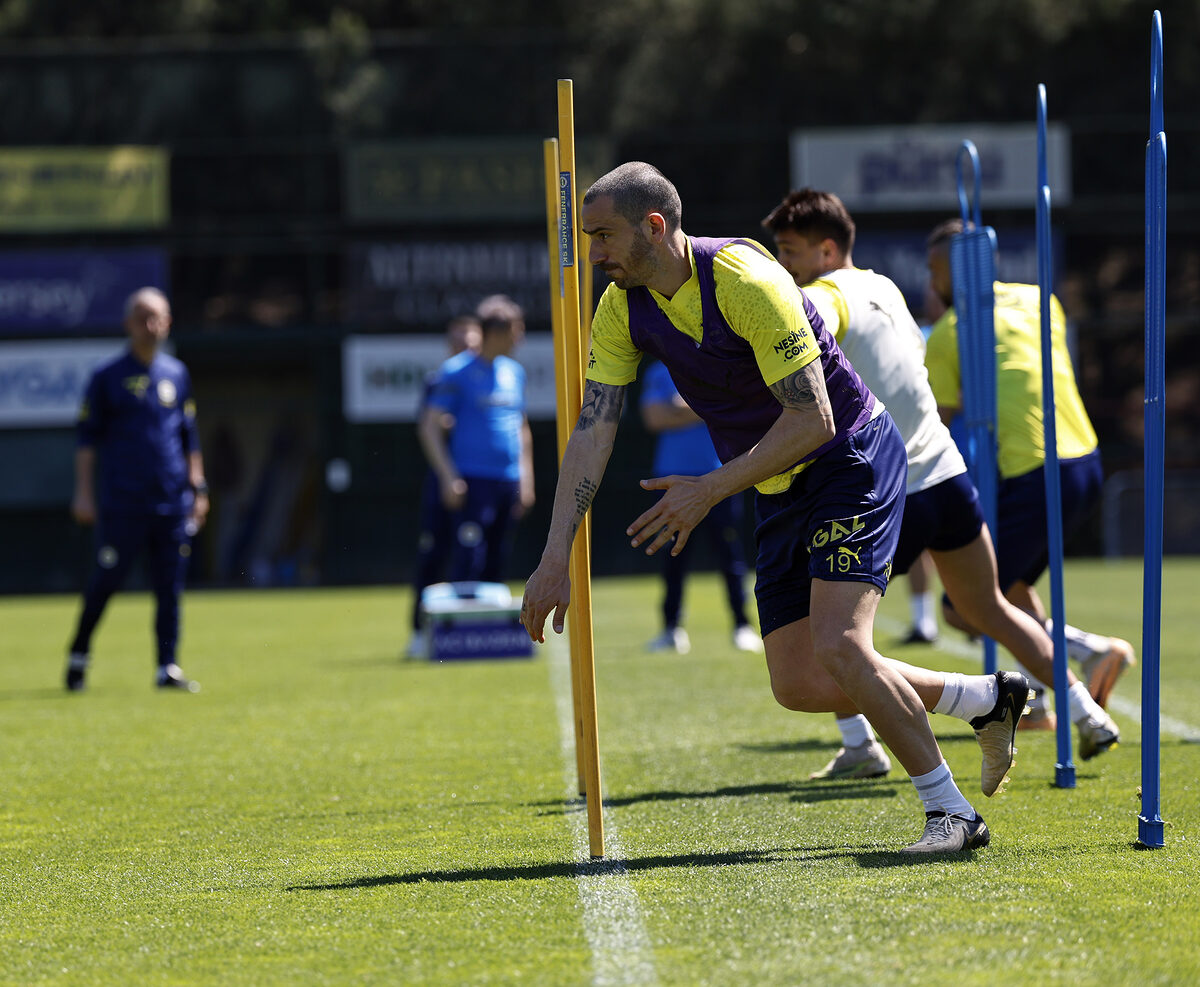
[
  {"x1": 809, "y1": 630, "x2": 869, "y2": 674},
  {"x1": 768, "y1": 678, "x2": 825, "y2": 712}
]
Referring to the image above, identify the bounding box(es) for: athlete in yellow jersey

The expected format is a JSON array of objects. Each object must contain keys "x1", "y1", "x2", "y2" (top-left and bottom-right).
[
  {"x1": 925, "y1": 218, "x2": 1135, "y2": 717},
  {"x1": 588, "y1": 239, "x2": 827, "y2": 494},
  {"x1": 521, "y1": 162, "x2": 1033, "y2": 854}
]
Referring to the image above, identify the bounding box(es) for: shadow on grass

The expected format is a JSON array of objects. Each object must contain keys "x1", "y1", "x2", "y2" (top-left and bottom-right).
[
  {"x1": 743, "y1": 730, "x2": 981, "y2": 757},
  {"x1": 526, "y1": 777, "x2": 899, "y2": 814},
  {"x1": 737, "y1": 738, "x2": 836, "y2": 754},
  {"x1": 287, "y1": 842, "x2": 967, "y2": 890},
  {"x1": 332, "y1": 654, "x2": 542, "y2": 670}
]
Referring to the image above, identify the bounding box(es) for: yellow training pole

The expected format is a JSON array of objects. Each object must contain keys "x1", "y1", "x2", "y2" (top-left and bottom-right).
[
  {"x1": 573, "y1": 168, "x2": 595, "y2": 801},
  {"x1": 543, "y1": 137, "x2": 587, "y2": 795},
  {"x1": 557, "y1": 78, "x2": 604, "y2": 858}
]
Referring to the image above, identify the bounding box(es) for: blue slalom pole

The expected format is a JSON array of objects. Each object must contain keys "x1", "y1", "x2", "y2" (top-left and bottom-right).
[
  {"x1": 951, "y1": 142, "x2": 999, "y2": 676},
  {"x1": 1139, "y1": 10, "x2": 1166, "y2": 849},
  {"x1": 1036, "y1": 84, "x2": 1075, "y2": 788}
]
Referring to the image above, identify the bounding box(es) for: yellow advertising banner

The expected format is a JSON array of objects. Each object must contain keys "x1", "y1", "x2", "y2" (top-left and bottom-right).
[{"x1": 0, "y1": 147, "x2": 169, "y2": 231}]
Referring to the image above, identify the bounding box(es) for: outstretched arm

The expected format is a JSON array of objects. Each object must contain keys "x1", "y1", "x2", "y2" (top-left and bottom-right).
[{"x1": 521, "y1": 380, "x2": 625, "y2": 641}]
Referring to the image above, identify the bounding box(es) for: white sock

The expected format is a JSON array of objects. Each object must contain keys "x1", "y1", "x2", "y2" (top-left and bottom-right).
[
  {"x1": 911, "y1": 593, "x2": 937, "y2": 637},
  {"x1": 836, "y1": 714, "x2": 873, "y2": 748},
  {"x1": 1067, "y1": 680, "x2": 1105, "y2": 724},
  {"x1": 1045, "y1": 619, "x2": 1110, "y2": 663},
  {"x1": 910, "y1": 760, "x2": 975, "y2": 818},
  {"x1": 932, "y1": 672, "x2": 999, "y2": 721}
]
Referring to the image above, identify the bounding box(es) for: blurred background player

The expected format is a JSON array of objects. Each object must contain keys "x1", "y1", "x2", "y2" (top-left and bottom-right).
[
  {"x1": 405, "y1": 313, "x2": 482, "y2": 658},
  {"x1": 65, "y1": 287, "x2": 208, "y2": 692},
  {"x1": 639, "y1": 359, "x2": 762, "y2": 655},
  {"x1": 903, "y1": 551, "x2": 939, "y2": 644},
  {"x1": 763, "y1": 189, "x2": 1118, "y2": 778},
  {"x1": 415, "y1": 294, "x2": 534, "y2": 648},
  {"x1": 925, "y1": 218, "x2": 1135, "y2": 727}
]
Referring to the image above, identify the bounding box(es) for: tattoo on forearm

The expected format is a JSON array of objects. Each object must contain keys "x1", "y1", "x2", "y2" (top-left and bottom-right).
[
  {"x1": 769, "y1": 362, "x2": 826, "y2": 411},
  {"x1": 577, "y1": 381, "x2": 624, "y2": 431},
  {"x1": 574, "y1": 477, "x2": 598, "y2": 521}
]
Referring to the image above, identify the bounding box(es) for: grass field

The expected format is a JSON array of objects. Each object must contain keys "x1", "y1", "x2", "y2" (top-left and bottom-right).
[{"x1": 2, "y1": 558, "x2": 1199, "y2": 986}]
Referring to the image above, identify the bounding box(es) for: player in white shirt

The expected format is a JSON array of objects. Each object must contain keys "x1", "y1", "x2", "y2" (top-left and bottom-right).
[{"x1": 762, "y1": 189, "x2": 1120, "y2": 776}]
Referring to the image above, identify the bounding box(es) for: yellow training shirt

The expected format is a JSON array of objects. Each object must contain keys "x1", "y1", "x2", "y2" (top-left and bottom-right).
[
  {"x1": 587, "y1": 238, "x2": 822, "y2": 493},
  {"x1": 924, "y1": 282, "x2": 1098, "y2": 479}
]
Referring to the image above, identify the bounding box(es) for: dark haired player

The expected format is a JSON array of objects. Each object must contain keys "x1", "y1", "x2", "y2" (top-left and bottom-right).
[{"x1": 520, "y1": 162, "x2": 1031, "y2": 854}]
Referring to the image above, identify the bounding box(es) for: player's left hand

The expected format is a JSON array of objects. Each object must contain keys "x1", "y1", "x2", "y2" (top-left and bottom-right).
[{"x1": 627, "y1": 475, "x2": 714, "y2": 556}]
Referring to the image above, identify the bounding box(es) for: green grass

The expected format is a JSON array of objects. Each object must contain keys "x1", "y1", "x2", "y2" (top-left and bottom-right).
[{"x1": 2, "y1": 559, "x2": 1198, "y2": 985}]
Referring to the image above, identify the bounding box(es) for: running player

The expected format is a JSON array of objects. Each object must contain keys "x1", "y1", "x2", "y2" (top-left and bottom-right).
[
  {"x1": 762, "y1": 189, "x2": 1120, "y2": 778},
  {"x1": 521, "y1": 162, "x2": 1031, "y2": 854},
  {"x1": 926, "y1": 218, "x2": 1135, "y2": 721}
]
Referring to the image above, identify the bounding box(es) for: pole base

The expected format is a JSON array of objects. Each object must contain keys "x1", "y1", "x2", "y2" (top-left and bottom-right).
[
  {"x1": 1137, "y1": 815, "x2": 1165, "y2": 848},
  {"x1": 1054, "y1": 763, "x2": 1076, "y2": 788}
]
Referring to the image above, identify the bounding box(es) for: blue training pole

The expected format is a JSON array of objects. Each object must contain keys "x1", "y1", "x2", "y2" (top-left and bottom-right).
[
  {"x1": 1139, "y1": 9, "x2": 1166, "y2": 849},
  {"x1": 951, "y1": 142, "x2": 999, "y2": 676},
  {"x1": 1036, "y1": 84, "x2": 1075, "y2": 788}
]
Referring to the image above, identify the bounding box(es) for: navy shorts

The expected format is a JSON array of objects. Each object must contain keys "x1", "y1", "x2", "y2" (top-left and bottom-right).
[
  {"x1": 892, "y1": 470, "x2": 985, "y2": 576},
  {"x1": 994, "y1": 450, "x2": 1103, "y2": 591},
  {"x1": 753, "y1": 412, "x2": 906, "y2": 637}
]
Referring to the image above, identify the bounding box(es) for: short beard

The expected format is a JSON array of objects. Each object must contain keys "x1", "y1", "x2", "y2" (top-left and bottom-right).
[{"x1": 608, "y1": 229, "x2": 656, "y2": 289}]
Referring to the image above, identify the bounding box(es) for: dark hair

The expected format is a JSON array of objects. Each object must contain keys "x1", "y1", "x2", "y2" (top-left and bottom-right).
[
  {"x1": 926, "y1": 217, "x2": 964, "y2": 252},
  {"x1": 761, "y1": 188, "x2": 856, "y2": 254},
  {"x1": 475, "y1": 294, "x2": 524, "y2": 333},
  {"x1": 583, "y1": 161, "x2": 682, "y2": 232},
  {"x1": 446, "y1": 313, "x2": 481, "y2": 335}
]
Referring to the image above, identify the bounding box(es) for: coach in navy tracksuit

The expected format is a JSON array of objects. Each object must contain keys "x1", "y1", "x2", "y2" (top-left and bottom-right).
[{"x1": 65, "y1": 287, "x2": 208, "y2": 692}]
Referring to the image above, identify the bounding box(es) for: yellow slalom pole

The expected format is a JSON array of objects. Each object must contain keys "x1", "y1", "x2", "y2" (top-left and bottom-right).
[
  {"x1": 573, "y1": 167, "x2": 595, "y2": 800},
  {"x1": 543, "y1": 137, "x2": 587, "y2": 796},
  {"x1": 557, "y1": 78, "x2": 604, "y2": 859}
]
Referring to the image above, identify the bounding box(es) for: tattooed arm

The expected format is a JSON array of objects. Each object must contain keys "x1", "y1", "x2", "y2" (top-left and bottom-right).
[
  {"x1": 626, "y1": 359, "x2": 836, "y2": 558},
  {"x1": 521, "y1": 380, "x2": 625, "y2": 641},
  {"x1": 710, "y1": 358, "x2": 835, "y2": 497}
]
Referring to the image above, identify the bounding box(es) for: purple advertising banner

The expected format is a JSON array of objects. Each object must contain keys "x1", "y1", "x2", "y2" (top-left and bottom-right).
[{"x1": 0, "y1": 248, "x2": 168, "y2": 335}]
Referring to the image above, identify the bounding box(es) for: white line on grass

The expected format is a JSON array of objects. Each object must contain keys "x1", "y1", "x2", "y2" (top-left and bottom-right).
[
  {"x1": 877, "y1": 615, "x2": 1200, "y2": 741},
  {"x1": 547, "y1": 635, "x2": 658, "y2": 987}
]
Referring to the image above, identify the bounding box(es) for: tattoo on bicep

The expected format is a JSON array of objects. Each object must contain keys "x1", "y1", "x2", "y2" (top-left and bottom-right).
[
  {"x1": 576, "y1": 381, "x2": 625, "y2": 431},
  {"x1": 769, "y1": 362, "x2": 827, "y2": 411}
]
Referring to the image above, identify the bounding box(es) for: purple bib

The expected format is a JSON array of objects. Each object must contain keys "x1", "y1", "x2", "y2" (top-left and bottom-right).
[{"x1": 626, "y1": 236, "x2": 875, "y2": 469}]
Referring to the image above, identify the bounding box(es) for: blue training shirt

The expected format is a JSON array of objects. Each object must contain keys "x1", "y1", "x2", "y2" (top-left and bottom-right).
[
  {"x1": 426, "y1": 351, "x2": 525, "y2": 482},
  {"x1": 640, "y1": 360, "x2": 722, "y2": 478},
  {"x1": 77, "y1": 350, "x2": 200, "y2": 516}
]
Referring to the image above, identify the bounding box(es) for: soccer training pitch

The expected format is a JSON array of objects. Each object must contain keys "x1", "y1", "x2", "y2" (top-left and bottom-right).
[{"x1": 2, "y1": 558, "x2": 1198, "y2": 985}]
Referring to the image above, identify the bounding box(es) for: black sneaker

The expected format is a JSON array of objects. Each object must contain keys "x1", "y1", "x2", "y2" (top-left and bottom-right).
[
  {"x1": 900, "y1": 626, "x2": 937, "y2": 645},
  {"x1": 969, "y1": 670, "x2": 1032, "y2": 797},
  {"x1": 156, "y1": 663, "x2": 200, "y2": 693},
  {"x1": 65, "y1": 652, "x2": 89, "y2": 692},
  {"x1": 901, "y1": 811, "x2": 990, "y2": 853}
]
